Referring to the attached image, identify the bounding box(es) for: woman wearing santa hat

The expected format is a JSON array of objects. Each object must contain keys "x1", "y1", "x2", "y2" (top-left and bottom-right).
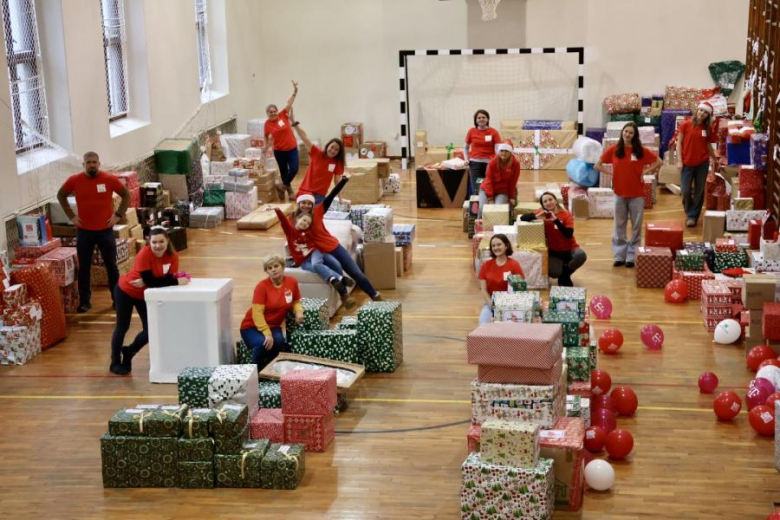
[
  {"x1": 478, "y1": 142, "x2": 520, "y2": 218},
  {"x1": 675, "y1": 101, "x2": 718, "y2": 227}
]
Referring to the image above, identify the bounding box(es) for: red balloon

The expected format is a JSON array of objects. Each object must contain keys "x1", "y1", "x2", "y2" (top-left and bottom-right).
[
  {"x1": 698, "y1": 372, "x2": 719, "y2": 393},
  {"x1": 598, "y1": 329, "x2": 624, "y2": 354},
  {"x1": 766, "y1": 393, "x2": 780, "y2": 409},
  {"x1": 766, "y1": 513, "x2": 780, "y2": 520},
  {"x1": 583, "y1": 426, "x2": 606, "y2": 452},
  {"x1": 747, "y1": 345, "x2": 777, "y2": 372},
  {"x1": 746, "y1": 381, "x2": 774, "y2": 410},
  {"x1": 640, "y1": 324, "x2": 664, "y2": 350},
  {"x1": 664, "y1": 279, "x2": 688, "y2": 303},
  {"x1": 591, "y1": 408, "x2": 617, "y2": 433},
  {"x1": 605, "y1": 429, "x2": 634, "y2": 460},
  {"x1": 589, "y1": 295, "x2": 613, "y2": 319},
  {"x1": 591, "y1": 394, "x2": 618, "y2": 414},
  {"x1": 713, "y1": 390, "x2": 742, "y2": 420},
  {"x1": 611, "y1": 386, "x2": 638, "y2": 416},
  {"x1": 759, "y1": 358, "x2": 780, "y2": 370},
  {"x1": 748, "y1": 404, "x2": 775, "y2": 436},
  {"x1": 591, "y1": 369, "x2": 612, "y2": 396}
]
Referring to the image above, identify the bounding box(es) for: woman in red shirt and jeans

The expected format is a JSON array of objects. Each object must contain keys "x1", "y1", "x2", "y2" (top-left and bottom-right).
[
  {"x1": 479, "y1": 143, "x2": 520, "y2": 217},
  {"x1": 464, "y1": 109, "x2": 501, "y2": 194},
  {"x1": 264, "y1": 80, "x2": 300, "y2": 201},
  {"x1": 676, "y1": 102, "x2": 717, "y2": 227},
  {"x1": 477, "y1": 234, "x2": 524, "y2": 324},
  {"x1": 520, "y1": 191, "x2": 586, "y2": 286}
]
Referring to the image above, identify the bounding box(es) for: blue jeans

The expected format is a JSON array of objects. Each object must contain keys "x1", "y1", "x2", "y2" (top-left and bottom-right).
[
  {"x1": 612, "y1": 195, "x2": 644, "y2": 262},
  {"x1": 326, "y1": 244, "x2": 378, "y2": 298},
  {"x1": 681, "y1": 160, "x2": 709, "y2": 221},
  {"x1": 77, "y1": 227, "x2": 118, "y2": 306},
  {"x1": 313, "y1": 193, "x2": 326, "y2": 206},
  {"x1": 300, "y1": 250, "x2": 345, "y2": 287},
  {"x1": 240, "y1": 326, "x2": 287, "y2": 371},
  {"x1": 479, "y1": 304, "x2": 493, "y2": 325},
  {"x1": 274, "y1": 148, "x2": 300, "y2": 187}
]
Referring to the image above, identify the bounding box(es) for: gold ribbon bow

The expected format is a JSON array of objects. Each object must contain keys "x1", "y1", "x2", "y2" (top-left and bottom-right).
[
  {"x1": 279, "y1": 450, "x2": 300, "y2": 472},
  {"x1": 215, "y1": 408, "x2": 228, "y2": 425},
  {"x1": 240, "y1": 448, "x2": 263, "y2": 480},
  {"x1": 132, "y1": 411, "x2": 150, "y2": 434},
  {"x1": 186, "y1": 410, "x2": 196, "y2": 439}
]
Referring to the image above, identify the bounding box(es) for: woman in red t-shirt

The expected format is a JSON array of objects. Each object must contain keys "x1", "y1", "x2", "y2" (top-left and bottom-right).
[
  {"x1": 479, "y1": 143, "x2": 520, "y2": 217},
  {"x1": 264, "y1": 80, "x2": 300, "y2": 201},
  {"x1": 477, "y1": 234, "x2": 524, "y2": 324},
  {"x1": 110, "y1": 227, "x2": 188, "y2": 375},
  {"x1": 293, "y1": 122, "x2": 345, "y2": 205},
  {"x1": 520, "y1": 191, "x2": 586, "y2": 287},
  {"x1": 675, "y1": 102, "x2": 717, "y2": 227},
  {"x1": 595, "y1": 122, "x2": 663, "y2": 268},
  {"x1": 240, "y1": 254, "x2": 304, "y2": 370},
  {"x1": 464, "y1": 109, "x2": 501, "y2": 194}
]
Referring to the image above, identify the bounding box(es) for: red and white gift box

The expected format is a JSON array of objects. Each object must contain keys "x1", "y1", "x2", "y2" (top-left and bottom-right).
[
  {"x1": 111, "y1": 171, "x2": 140, "y2": 190},
  {"x1": 2, "y1": 299, "x2": 42, "y2": 328},
  {"x1": 37, "y1": 247, "x2": 77, "y2": 287},
  {"x1": 14, "y1": 238, "x2": 62, "y2": 260},
  {"x1": 539, "y1": 417, "x2": 586, "y2": 512},
  {"x1": 467, "y1": 323, "x2": 563, "y2": 370},
  {"x1": 59, "y1": 281, "x2": 79, "y2": 314},
  {"x1": 714, "y1": 238, "x2": 738, "y2": 253},
  {"x1": 645, "y1": 222, "x2": 684, "y2": 257},
  {"x1": 249, "y1": 408, "x2": 284, "y2": 443},
  {"x1": 635, "y1": 247, "x2": 672, "y2": 288},
  {"x1": 11, "y1": 264, "x2": 67, "y2": 350},
  {"x1": 568, "y1": 381, "x2": 592, "y2": 398},
  {"x1": 2, "y1": 284, "x2": 28, "y2": 308},
  {"x1": 128, "y1": 187, "x2": 141, "y2": 208},
  {"x1": 763, "y1": 303, "x2": 780, "y2": 341},
  {"x1": 283, "y1": 412, "x2": 335, "y2": 453},
  {"x1": 643, "y1": 178, "x2": 653, "y2": 209},
  {"x1": 701, "y1": 280, "x2": 733, "y2": 305},
  {"x1": 0, "y1": 323, "x2": 41, "y2": 365},
  {"x1": 672, "y1": 264, "x2": 715, "y2": 301},
  {"x1": 477, "y1": 357, "x2": 564, "y2": 385},
  {"x1": 281, "y1": 369, "x2": 338, "y2": 416},
  {"x1": 467, "y1": 423, "x2": 481, "y2": 453}
]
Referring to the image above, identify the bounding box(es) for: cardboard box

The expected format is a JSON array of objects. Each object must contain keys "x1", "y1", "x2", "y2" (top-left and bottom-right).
[
  {"x1": 395, "y1": 247, "x2": 403, "y2": 276},
  {"x1": 159, "y1": 173, "x2": 189, "y2": 203},
  {"x1": 113, "y1": 225, "x2": 131, "y2": 239},
  {"x1": 121, "y1": 208, "x2": 139, "y2": 227},
  {"x1": 744, "y1": 325, "x2": 780, "y2": 354},
  {"x1": 703, "y1": 211, "x2": 727, "y2": 243},
  {"x1": 363, "y1": 237, "x2": 397, "y2": 290},
  {"x1": 571, "y1": 198, "x2": 589, "y2": 220},
  {"x1": 50, "y1": 224, "x2": 77, "y2": 238},
  {"x1": 129, "y1": 225, "x2": 144, "y2": 240},
  {"x1": 658, "y1": 165, "x2": 680, "y2": 185},
  {"x1": 742, "y1": 274, "x2": 780, "y2": 309}
]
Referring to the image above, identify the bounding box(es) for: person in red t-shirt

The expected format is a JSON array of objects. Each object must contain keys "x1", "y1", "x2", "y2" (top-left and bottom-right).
[
  {"x1": 240, "y1": 254, "x2": 304, "y2": 370},
  {"x1": 596, "y1": 123, "x2": 663, "y2": 267},
  {"x1": 57, "y1": 151, "x2": 130, "y2": 313},
  {"x1": 520, "y1": 191, "x2": 586, "y2": 287},
  {"x1": 109, "y1": 227, "x2": 187, "y2": 375},
  {"x1": 264, "y1": 80, "x2": 300, "y2": 201},
  {"x1": 477, "y1": 234, "x2": 525, "y2": 324},
  {"x1": 479, "y1": 143, "x2": 520, "y2": 217},
  {"x1": 676, "y1": 102, "x2": 717, "y2": 227},
  {"x1": 464, "y1": 109, "x2": 502, "y2": 194},
  {"x1": 293, "y1": 122, "x2": 345, "y2": 205}
]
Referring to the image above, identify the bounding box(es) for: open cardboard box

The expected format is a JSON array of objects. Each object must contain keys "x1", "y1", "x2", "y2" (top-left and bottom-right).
[{"x1": 259, "y1": 352, "x2": 365, "y2": 392}]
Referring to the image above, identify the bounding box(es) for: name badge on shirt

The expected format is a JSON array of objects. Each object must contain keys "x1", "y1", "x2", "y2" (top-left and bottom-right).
[
  {"x1": 97, "y1": 183, "x2": 106, "y2": 193},
  {"x1": 284, "y1": 289, "x2": 294, "y2": 304},
  {"x1": 503, "y1": 271, "x2": 511, "y2": 281},
  {"x1": 485, "y1": 135, "x2": 493, "y2": 142},
  {"x1": 278, "y1": 120, "x2": 285, "y2": 127},
  {"x1": 163, "y1": 263, "x2": 171, "y2": 274},
  {"x1": 631, "y1": 154, "x2": 638, "y2": 162},
  {"x1": 701, "y1": 130, "x2": 707, "y2": 137},
  {"x1": 328, "y1": 163, "x2": 336, "y2": 172}
]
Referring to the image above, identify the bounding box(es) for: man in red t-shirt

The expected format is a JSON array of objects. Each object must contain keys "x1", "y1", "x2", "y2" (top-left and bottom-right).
[
  {"x1": 676, "y1": 102, "x2": 718, "y2": 227},
  {"x1": 57, "y1": 151, "x2": 130, "y2": 312}
]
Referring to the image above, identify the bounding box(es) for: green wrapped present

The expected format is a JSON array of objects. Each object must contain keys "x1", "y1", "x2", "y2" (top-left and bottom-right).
[
  {"x1": 214, "y1": 440, "x2": 270, "y2": 488},
  {"x1": 215, "y1": 424, "x2": 250, "y2": 455},
  {"x1": 714, "y1": 250, "x2": 748, "y2": 273},
  {"x1": 542, "y1": 309, "x2": 580, "y2": 347},
  {"x1": 203, "y1": 188, "x2": 226, "y2": 207},
  {"x1": 211, "y1": 403, "x2": 249, "y2": 438},
  {"x1": 334, "y1": 316, "x2": 358, "y2": 330},
  {"x1": 259, "y1": 380, "x2": 282, "y2": 409},
  {"x1": 178, "y1": 437, "x2": 215, "y2": 462},
  {"x1": 260, "y1": 443, "x2": 306, "y2": 490},
  {"x1": 178, "y1": 461, "x2": 214, "y2": 489},
  {"x1": 290, "y1": 329, "x2": 362, "y2": 364},
  {"x1": 108, "y1": 405, "x2": 188, "y2": 437},
  {"x1": 357, "y1": 301, "x2": 403, "y2": 373},
  {"x1": 154, "y1": 138, "x2": 197, "y2": 176},
  {"x1": 236, "y1": 340, "x2": 253, "y2": 365},
  {"x1": 634, "y1": 113, "x2": 661, "y2": 127},
  {"x1": 549, "y1": 286, "x2": 587, "y2": 319},
  {"x1": 100, "y1": 433, "x2": 178, "y2": 488},
  {"x1": 589, "y1": 341, "x2": 598, "y2": 371},
  {"x1": 182, "y1": 408, "x2": 215, "y2": 439},
  {"x1": 566, "y1": 395, "x2": 591, "y2": 427},
  {"x1": 610, "y1": 113, "x2": 636, "y2": 122},
  {"x1": 178, "y1": 367, "x2": 216, "y2": 408},
  {"x1": 675, "y1": 250, "x2": 705, "y2": 271},
  {"x1": 286, "y1": 298, "x2": 329, "y2": 340},
  {"x1": 565, "y1": 347, "x2": 591, "y2": 383},
  {"x1": 507, "y1": 274, "x2": 527, "y2": 292}
]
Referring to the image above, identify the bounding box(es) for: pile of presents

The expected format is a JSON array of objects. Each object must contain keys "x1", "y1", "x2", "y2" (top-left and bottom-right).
[
  {"x1": 462, "y1": 286, "x2": 595, "y2": 517},
  {"x1": 340, "y1": 122, "x2": 398, "y2": 204}
]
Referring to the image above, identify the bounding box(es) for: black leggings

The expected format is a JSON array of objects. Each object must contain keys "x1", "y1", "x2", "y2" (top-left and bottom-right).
[{"x1": 110, "y1": 286, "x2": 148, "y2": 365}]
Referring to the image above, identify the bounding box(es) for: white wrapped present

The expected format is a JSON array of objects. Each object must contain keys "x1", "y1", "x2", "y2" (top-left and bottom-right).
[
  {"x1": 225, "y1": 187, "x2": 258, "y2": 220},
  {"x1": 492, "y1": 225, "x2": 517, "y2": 246},
  {"x1": 751, "y1": 251, "x2": 780, "y2": 272},
  {"x1": 587, "y1": 188, "x2": 615, "y2": 219},
  {"x1": 605, "y1": 121, "x2": 627, "y2": 139},
  {"x1": 638, "y1": 126, "x2": 657, "y2": 145},
  {"x1": 247, "y1": 118, "x2": 266, "y2": 137},
  {"x1": 363, "y1": 207, "x2": 394, "y2": 243},
  {"x1": 209, "y1": 160, "x2": 233, "y2": 177},
  {"x1": 492, "y1": 291, "x2": 535, "y2": 323},
  {"x1": 220, "y1": 133, "x2": 251, "y2": 158},
  {"x1": 726, "y1": 210, "x2": 767, "y2": 232},
  {"x1": 0, "y1": 322, "x2": 42, "y2": 365},
  {"x1": 599, "y1": 164, "x2": 613, "y2": 189},
  {"x1": 761, "y1": 239, "x2": 780, "y2": 262},
  {"x1": 245, "y1": 147, "x2": 264, "y2": 159},
  {"x1": 208, "y1": 364, "x2": 260, "y2": 417},
  {"x1": 381, "y1": 173, "x2": 401, "y2": 193},
  {"x1": 512, "y1": 249, "x2": 548, "y2": 289},
  {"x1": 190, "y1": 207, "x2": 224, "y2": 228}
]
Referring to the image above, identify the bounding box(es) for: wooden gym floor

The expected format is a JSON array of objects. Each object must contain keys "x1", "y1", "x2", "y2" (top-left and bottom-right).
[{"x1": 0, "y1": 165, "x2": 777, "y2": 519}]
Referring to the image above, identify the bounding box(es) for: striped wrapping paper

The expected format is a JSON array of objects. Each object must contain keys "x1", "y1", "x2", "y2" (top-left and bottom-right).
[
  {"x1": 477, "y1": 356, "x2": 564, "y2": 385},
  {"x1": 466, "y1": 322, "x2": 563, "y2": 369}
]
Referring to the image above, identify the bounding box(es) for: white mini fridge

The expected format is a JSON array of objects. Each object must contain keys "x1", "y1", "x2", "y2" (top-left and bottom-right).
[{"x1": 145, "y1": 278, "x2": 235, "y2": 383}]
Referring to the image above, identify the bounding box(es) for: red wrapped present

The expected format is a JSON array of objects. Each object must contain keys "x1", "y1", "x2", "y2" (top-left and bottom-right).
[
  {"x1": 560, "y1": 184, "x2": 570, "y2": 209},
  {"x1": 716, "y1": 193, "x2": 730, "y2": 211},
  {"x1": 2, "y1": 299, "x2": 42, "y2": 328},
  {"x1": 249, "y1": 408, "x2": 284, "y2": 443},
  {"x1": 467, "y1": 323, "x2": 563, "y2": 369},
  {"x1": 672, "y1": 264, "x2": 715, "y2": 301},
  {"x1": 280, "y1": 369, "x2": 337, "y2": 416},
  {"x1": 477, "y1": 357, "x2": 564, "y2": 385},
  {"x1": 643, "y1": 180, "x2": 653, "y2": 209},
  {"x1": 714, "y1": 238, "x2": 738, "y2": 253},
  {"x1": 740, "y1": 189, "x2": 766, "y2": 210},
  {"x1": 763, "y1": 302, "x2": 780, "y2": 341},
  {"x1": 283, "y1": 412, "x2": 334, "y2": 453},
  {"x1": 10, "y1": 264, "x2": 67, "y2": 349},
  {"x1": 37, "y1": 247, "x2": 77, "y2": 287},
  {"x1": 59, "y1": 281, "x2": 79, "y2": 314},
  {"x1": 2, "y1": 284, "x2": 28, "y2": 308},
  {"x1": 467, "y1": 423, "x2": 481, "y2": 453},
  {"x1": 700, "y1": 303, "x2": 738, "y2": 319},
  {"x1": 111, "y1": 171, "x2": 140, "y2": 190},
  {"x1": 701, "y1": 280, "x2": 733, "y2": 304},
  {"x1": 14, "y1": 238, "x2": 62, "y2": 260},
  {"x1": 128, "y1": 187, "x2": 141, "y2": 208},
  {"x1": 705, "y1": 173, "x2": 726, "y2": 211},
  {"x1": 636, "y1": 247, "x2": 673, "y2": 288},
  {"x1": 568, "y1": 381, "x2": 591, "y2": 397},
  {"x1": 738, "y1": 165, "x2": 765, "y2": 190},
  {"x1": 645, "y1": 222, "x2": 684, "y2": 258},
  {"x1": 749, "y1": 219, "x2": 762, "y2": 249},
  {"x1": 540, "y1": 417, "x2": 586, "y2": 512}
]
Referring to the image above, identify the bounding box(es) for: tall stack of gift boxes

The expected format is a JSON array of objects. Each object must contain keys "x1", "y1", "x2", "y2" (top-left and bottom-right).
[{"x1": 462, "y1": 286, "x2": 593, "y2": 517}]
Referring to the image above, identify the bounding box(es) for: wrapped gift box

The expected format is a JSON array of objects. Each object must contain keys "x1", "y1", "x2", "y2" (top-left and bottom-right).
[
  {"x1": 224, "y1": 187, "x2": 258, "y2": 220},
  {"x1": 59, "y1": 280, "x2": 78, "y2": 313},
  {"x1": 2, "y1": 283, "x2": 27, "y2": 308},
  {"x1": 0, "y1": 323, "x2": 41, "y2": 365},
  {"x1": 549, "y1": 286, "x2": 586, "y2": 318},
  {"x1": 214, "y1": 440, "x2": 269, "y2": 488},
  {"x1": 111, "y1": 171, "x2": 140, "y2": 190},
  {"x1": 220, "y1": 134, "x2": 251, "y2": 158},
  {"x1": 467, "y1": 423, "x2": 481, "y2": 453},
  {"x1": 250, "y1": 408, "x2": 284, "y2": 442},
  {"x1": 727, "y1": 137, "x2": 751, "y2": 165},
  {"x1": 392, "y1": 224, "x2": 416, "y2": 246},
  {"x1": 715, "y1": 238, "x2": 739, "y2": 253},
  {"x1": 477, "y1": 357, "x2": 564, "y2": 386},
  {"x1": 467, "y1": 322, "x2": 561, "y2": 369},
  {"x1": 100, "y1": 433, "x2": 179, "y2": 488},
  {"x1": 283, "y1": 413, "x2": 334, "y2": 453},
  {"x1": 675, "y1": 249, "x2": 705, "y2": 271},
  {"x1": 516, "y1": 220, "x2": 546, "y2": 249},
  {"x1": 290, "y1": 329, "x2": 361, "y2": 365},
  {"x1": 566, "y1": 395, "x2": 591, "y2": 427},
  {"x1": 471, "y1": 369, "x2": 566, "y2": 428},
  {"x1": 189, "y1": 207, "x2": 224, "y2": 228},
  {"x1": 751, "y1": 133, "x2": 769, "y2": 170},
  {"x1": 492, "y1": 291, "x2": 535, "y2": 323},
  {"x1": 178, "y1": 436, "x2": 215, "y2": 462},
  {"x1": 382, "y1": 173, "x2": 401, "y2": 193},
  {"x1": 751, "y1": 251, "x2": 780, "y2": 272},
  {"x1": 726, "y1": 210, "x2": 766, "y2": 232},
  {"x1": 343, "y1": 161, "x2": 380, "y2": 204},
  {"x1": 672, "y1": 264, "x2": 715, "y2": 300},
  {"x1": 154, "y1": 138, "x2": 197, "y2": 175},
  {"x1": 507, "y1": 273, "x2": 527, "y2": 292},
  {"x1": 108, "y1": 405, "x2": 188, "y2": 437},
  {"x1": 90, "y1": 257, "x2": 132, "y2": 286},
  {"x1": 587, "y1": 188, "x2": 615, "y2": 219},
  {"x1": 178, "y1": 461, "x2": 214, "y2": 489},
  {"x1": 508, "y1": 129, "x2": 576, "y2": 170},
  {"x1": 645, "y1": 222, "x2": 684, "y2": 255},
  {"x1": 481, "y1": 417, "x2": 540, "y2": 468},
  {"x1": 482, "y1": 203, "x2": 510, "y2": 230},
  {"x1": 660, "y1": 109, "x2": 692, "y2": 155},
  {"x1": 92, "y1": 239, "x2": 130, "y2": 266},
  {"x1": 701, "y1": 280, "x2": 734, "y2": 305},
  {"x1": 208, "y1": 365, "x2": 260, "y2": 418},
  {"x1": 181, "y1": 408, "x2": 215, "y2": 439},
  {"x1": 10, "y1": 264, "x2": 67, "y2": 350},
  {"x1": 643, "y1": 177, "x2": 654, "y2": 209},
  {"x1": 281, "y1": 369, "x2": 337, "y2": 416},
  {"x1": 713, "y1": 250, "x2": 748, "y2": 273},
  {"x1": 636, "y1": 247, "x2": 673, "y2": 288},
  {"x1": 356, "y1": 301, "x2": 403, "y2": 373},
  {"x1": 2, "y1": 299, "x2": 42, "y2": 328},
  {"x1": 260, "y1": 443, "x2": 306, "y2": 490},
  {"x1": 260, "y1": 380, "x2": 282, "y2": 409},
  {"x1": 540, "y1": 417, "x2": 586, "y2": 512},
  {"x1": 664, "y1": 85, "x2": 704, "y2": 111},
  {"x1": 178, "y1": 367, "x2": 217, "y2": 408},
  {"x1": 512, "y1": 248, "x2": 548, "y2": 289},
  {"x1": 492, "y1": 224, "x2": 516, "y2": 246},
  {"x1": 285, "y1": 297, "x2": 329, "y2": 338},
  {"x1": 603, "y1": 93, "x2": 641, "y2": 114},
  {"x1": 565, "y1": 347, "x2": 590, "y2": 383},
  {"x1": 364, "y1": 207, "x2": 394, "y2": 243},
  {"x1": 764, "y1": 302, "x2": 780, "y2": 341},
  {"x1": 15, "y1": 237, "x2": 62, "y2": 261},
  {"x1": 460, "y1": 453, "x2": 554, "y2": 520},
  {"x1": 542, "y1": 309, "x2": 580, "y2": 346}
]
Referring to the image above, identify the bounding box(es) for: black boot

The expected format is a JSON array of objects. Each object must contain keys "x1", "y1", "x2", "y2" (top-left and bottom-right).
[
  {"x1": 121, "y1": 345, "x2": 140, "y2": 372},
  {"x1": 558, "y1": 266, "x2": 574, "y2": 287}
]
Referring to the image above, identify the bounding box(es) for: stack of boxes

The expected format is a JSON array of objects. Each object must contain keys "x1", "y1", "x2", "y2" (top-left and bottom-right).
[
  {"x1": 741, "y1": 274, "x2": 780, "y2": 352},
  {"x1": 278, "y1": 369, "x2": 337, "y2": 453},
  {"x1": 0, "y1": 282, "x2": 43, "y2": 365},
  {"x1": 392, "y1": 224, "x2": 415, "y2": 275},
  {"x1": 701, "y1": 280, "x2": 740, "y2": 332}
]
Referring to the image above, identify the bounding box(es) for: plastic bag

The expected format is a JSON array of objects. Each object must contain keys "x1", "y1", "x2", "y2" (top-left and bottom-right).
[
  {"x1": 571, "y1": 136, "x2": 603, "y2": 164},
  {"x1": 566, "y1": 158, "x2": 600, "y2": 188},
  {"x1": 708, "y1": 60, "x2": 745, "y2": 97}
]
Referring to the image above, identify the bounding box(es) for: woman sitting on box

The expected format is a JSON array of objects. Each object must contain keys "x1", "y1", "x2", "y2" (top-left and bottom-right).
[
  {"x1": 519, "y1": 191, "x2": 586, "y2": 287},
  {"x1": 478, "y1": 233, "x2": 525, "y2": 325},
  {"x1": 478, "y1": 143, "x2": 520, "y2": 218},
  {"x1": 292, "y1": 122, "x2": 345, "y2": 206},
  {"x1": 595, "y1": 122, "x2": 663, "y2": 268},
  {"x1": 240, "y1": 254, "x2": 304, "y2": 371},
  {"x1": 676, "y1": 101, "x2": 717, "y2": 228},
  {"x1": 110, "y1": 227, "x2": 188, "y2": 376},
  {"x1": 464, "y1": 109, "x2": 502, "y2": 195},
  {"x1": 264, "y1": 80, "x2": 300, "y2": 201}
]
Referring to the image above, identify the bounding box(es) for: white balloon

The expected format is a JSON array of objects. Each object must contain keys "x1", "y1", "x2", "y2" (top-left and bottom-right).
[
  {"x1": 584, "y1": 459, "x2": 615, "y2": 491},
  {"x1": 714, "y1": 319, "x2": 741, "y2": 345},
  {"x1": 756, "y1": 365, "x2": 780, "y2": 391}
]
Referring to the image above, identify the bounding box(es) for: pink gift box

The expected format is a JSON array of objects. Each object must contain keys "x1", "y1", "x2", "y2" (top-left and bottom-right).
[
  {"x1": 283, "y1": 412, "x2": 335, "y2": 453},
  {"x1": 568, "y1": 381, "x2": 591, "y2": 398},
  {"x1": 281, "y1": 369, "x2": 338, "y2": 416},
  {"x1": 37, "y1": 247, "x2": 77, "y2": 287},
  {"x1": 477, "y1": 357, "x2": 564, "y2": 385},
  {"x1": 249, "y1": 408, "x2": 284, "y2": 443},
  {"x1": 467, "y1": 323, "x2": 562, "y2": 369}
]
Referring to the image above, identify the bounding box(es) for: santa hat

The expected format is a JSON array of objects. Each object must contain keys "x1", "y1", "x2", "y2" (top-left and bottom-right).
[
  {"x1": 697, "y1": 102, "x2": 714, "y2": 115},
  {"x1": 296, "y1": 193, "x2": 315, "y2": 205},
  {"x1": 497, "y1": 143, "x2": 513, "y2": 153}
]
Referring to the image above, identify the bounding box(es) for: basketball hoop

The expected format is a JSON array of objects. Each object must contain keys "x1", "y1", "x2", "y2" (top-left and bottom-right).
[{"x1": 478, "y1": 0, "x2": 501, "y2": 21}]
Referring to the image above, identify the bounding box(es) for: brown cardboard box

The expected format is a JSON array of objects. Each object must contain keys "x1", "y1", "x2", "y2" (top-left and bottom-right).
[
  {"x1": 703, "y1": 211, "x2": 726, "y2": 243},
  {"x1": 121, "y1": 208, "x2": 139, "y2": 227},
  {"x1": 51, "y1": 224, "x2": 77, "y2": 237},
  {"x1": 345, "y1": 147, "x2": 361, "y2": 161},
  {"x1": 395, "y1": 247, "x2": 403, "y2": 276},
  {"x1": 741, "y1": 274, "x2": 780, "y2": 309},
  {"x1": 571, "y1": 198, "x2": 589, "y2": 220},
  {"x1": 162, "y1": 190, "x2": 171, "y2": 207},
  {"x1": 359, "y1": 141, "x2": 387, "y2": 160},
  {"x1": 159, "y1": 173, "x2": 189, "y2": 202},
  {"x1": 721, "y1": 165, "x2": 740, "y2": 187},
  {"x1": 257, "y1": 189, "x2": 277, "y2": 204},
  {"x1": 112, "y1": 225, "x2": 131, "y2": 239},
  {"x1": 343, "y1": 161, "x2": 380, "y2": 204},
  {"x1": 129, "y1": 225, "x2": 144, "y2": 241},
  {"x1": 658, "y1": 165, "x2": 680, "y2": 185},
  {"x1": 744, "y1": 325, "x2": 780, "y2": 354},
  {"x1": 363, "y1": 237, "x2": 397, "y2": 290}
]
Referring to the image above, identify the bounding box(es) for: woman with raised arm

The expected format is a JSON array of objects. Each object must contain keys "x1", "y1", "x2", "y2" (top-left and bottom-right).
[
  {"x1": 264, "y1": 80, "x2": 300, "y2": 201},
  {"x1": 293, "y1": 122, "x2": 345, "y2": 206}
]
